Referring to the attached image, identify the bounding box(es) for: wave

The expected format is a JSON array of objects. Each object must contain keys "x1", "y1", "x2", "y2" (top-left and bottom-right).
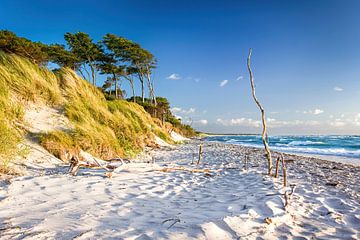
[
  {"x1": 205, "y1": 135, "x2": 360, "y2": 159},
  {"x1": 271, "y1": 146, "x2": 360, "y2": 158},
  {"x1": 287, "y1": 141, "x2": 325, "y2": 146}
]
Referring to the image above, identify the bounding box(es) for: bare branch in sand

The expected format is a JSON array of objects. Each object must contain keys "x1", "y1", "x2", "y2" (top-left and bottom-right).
[
  {"x1": 162, "y1": 218, "x2": 180, "y2": 229},
  {"x1": 246, "y1": 48, "x2": 273, "y2": 175},
  {"x1": 68, "y1": 154, "x2": 124, "y2": 176},
  {"x1": 197, "y1": 144, "x2": 203, "y2": 165},
  {"x1": 280, "y1": 154, "x2": 287, "y2": 187},
  {"x1": 159, "y1": 166, "x2": 215, "y2": 174},
  {"x1": 244, "y1": 153, "x2": 249, "y2": 170},
  {"x1": 275, "y1": 157, "x2": 280, "y2": 178}
]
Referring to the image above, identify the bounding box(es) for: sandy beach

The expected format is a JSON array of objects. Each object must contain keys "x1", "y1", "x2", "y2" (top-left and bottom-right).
[
  {"x1": 2, "y1": 2, "x2": 360, "y2": 239},
  {"x1": 0, "y1": 140, "x2": 359, "y2": 239}
]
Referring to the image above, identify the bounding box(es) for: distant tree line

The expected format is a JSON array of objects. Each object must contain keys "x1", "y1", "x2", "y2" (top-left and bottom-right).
[{"x1": 0, "y1": 30, "x2": 157, "y2": 104}]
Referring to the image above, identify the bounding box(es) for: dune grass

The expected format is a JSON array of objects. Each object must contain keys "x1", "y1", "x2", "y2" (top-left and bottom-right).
[
  {"x1": 42, "y1": 68, "x2": 173, "y2": 159},
  {"x1": 0, "y1": 52, "x2": 173, "y2": 172},
  {"x1": 0, "y1": 51, "x2": 63, "y2": 105}
]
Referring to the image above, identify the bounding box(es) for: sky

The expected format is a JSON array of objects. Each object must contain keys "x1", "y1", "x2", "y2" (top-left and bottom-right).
[{"x1": 1, "y1": 0, "x2": 360, "y2": 135}]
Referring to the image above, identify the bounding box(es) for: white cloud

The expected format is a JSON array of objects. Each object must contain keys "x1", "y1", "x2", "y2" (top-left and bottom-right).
[
  {"x1": 304, "y1": 109, "x2": 324, "y2": 115},
  {"x1": 167, "y1": 73, "x2": 181, "y2": 80},
  {"x1": 185, "y1": 108, "x2": 196, "y2": 114},
  {"x1": 313, "y1": 109, "x2": 324, "y2": 115},
  {"x1": 216, "y1": 118, "x2": 261, "y2": 128},
  {"x1": 326, "y1": 113, "x2": 360, "y2": 127},
  {"x1": 217, "y1": 117, "x2": 321, "y2": 129},
  {"x1": 195, "y1": 119, "x2": 208, "y2": 125},
  {"x1": 219, "y1": 80, "x2": 228, "y2": 87},
  {"x1": 236, "y1": 76, "x2": 244, "y2": 81},
  {"x1": 194, "y1": 78, "x2": 200, "y2": 83},
  {"x1": 353, "y1": 113, "x2": 360, "y2": 126},
  {"x1": 334, "y1": 86, "x2": 343, "y2": 92},
  {"x1": 329, "y1": 119, "x2": 346, "y2": 127},
  {"x1": 170, "y1": 107, "x2": 182, "y2": 113},
  {"x1": 171, "y1": 107, "x2": 195, "y2": 115}
]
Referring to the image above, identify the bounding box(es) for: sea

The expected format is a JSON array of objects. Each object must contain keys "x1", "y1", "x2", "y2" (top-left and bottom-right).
[{"x1": 204, "y1": 135, "x2": 360, "y2": 165}]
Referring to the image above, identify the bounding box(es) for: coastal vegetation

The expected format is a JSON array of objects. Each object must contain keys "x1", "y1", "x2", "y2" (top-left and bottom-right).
[{"x1": 0, "y1": 30, "x2": 195, "y2": 173}]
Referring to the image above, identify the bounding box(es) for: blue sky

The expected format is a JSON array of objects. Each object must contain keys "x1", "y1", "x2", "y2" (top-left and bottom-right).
[{"x1": 1, "y1": 0, "x2": 360, "y2": 134}]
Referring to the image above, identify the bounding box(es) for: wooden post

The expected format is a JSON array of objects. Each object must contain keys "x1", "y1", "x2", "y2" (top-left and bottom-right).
[
  {"x1": 274, "y1": 157, "x2": 280, "y2": 178},
  {"x1": 244, "y1": 154, "x2": 248, "y2": 170},
  {"x1": 197, "y1": 144, "x2": 203, "y2": 165},
  {"x1": 280, "y1": 154, "x2": 287, "y2": 187}
]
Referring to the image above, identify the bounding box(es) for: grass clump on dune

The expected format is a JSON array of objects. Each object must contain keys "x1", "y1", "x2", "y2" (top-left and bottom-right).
[
  {"x1": 0, "y1": 52, "x2": 64, "y2": 172},
  {"x1": 40, "y1": 68, "x2": 172, "y2": 159},
  {"x1": 0, "y1": 52, "x2": 63, "y2": 105}
]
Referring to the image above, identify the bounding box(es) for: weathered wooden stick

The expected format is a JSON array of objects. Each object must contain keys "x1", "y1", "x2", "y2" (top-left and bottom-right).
[
  {"x1": 244, "y1": 154, "x2": 248, "y2": 170},
  {"x1": 274, "y1": 157, "x2": 280, "y2": 178},
  {"x1": 284, "y1": 191, "x2": 289, "y2": 208},
  {"x1": 247, "y1": 48, "x2": 273, "y2": 175},
  {"x1": 197, "y1": 144, "x2": 203, "y2": 165},
  {"x1": 159, "y1": 167, "x2": 216, "y2": 173},
  {"x1": 280, "y1": 154, "x2": 287, "y2": 187}
]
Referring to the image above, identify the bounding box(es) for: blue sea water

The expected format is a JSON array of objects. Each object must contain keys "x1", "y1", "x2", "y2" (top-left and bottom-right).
[{"x1": 204, "y1": 135, "x2": 360, "y2": 162}]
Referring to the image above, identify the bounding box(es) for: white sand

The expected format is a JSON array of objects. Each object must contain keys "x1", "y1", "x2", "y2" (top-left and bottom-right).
[
  {"x1": 0, "y1": 141, "x2": 359, "y2": 239},
  {"x1": 24, "y1": 104, "x2": 73, "y2": 134},
  {"x1": 171, "y1": 131, "x2": 189, "y2": 142}
]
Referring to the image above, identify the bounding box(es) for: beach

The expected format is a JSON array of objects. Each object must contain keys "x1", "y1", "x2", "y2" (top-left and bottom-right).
[{"x1": 0, "y1": 140, "x2": 359, "y2": 239}]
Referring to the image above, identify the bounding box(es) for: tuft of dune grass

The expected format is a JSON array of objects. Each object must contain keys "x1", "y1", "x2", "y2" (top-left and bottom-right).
[{"x1": 48, "y1": 68, "x2": 173, "y2": 159}]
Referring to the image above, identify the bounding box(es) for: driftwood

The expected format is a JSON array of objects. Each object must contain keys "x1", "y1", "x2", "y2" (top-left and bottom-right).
[
  {"x1": 284, "y1": 184, "x2": 296, "y2": 208},
  {"x1": 197, "y1": 144, "x2": 203, "y2": 165},
  {"x1": 275, "y1": 158, "x2": 280, "y2": 178},
  {"x1": 159, "y1": 166, "x2": 214, "y2": 174},
  {"x1": 68, "y1": 155, "x2": 126, "y2": 176},
  {"x1": 243, "y1": 154, "x2": 249, "y2": 170},
  {"x1": 274, "y1": 154, "x2": 287, "y2": 187},
  {"x1": 247, "y1": 48, "x2": 273, "y2": 175},
  {"x1": 162, "y1": 218, "x2": 180, "y2": 229}
]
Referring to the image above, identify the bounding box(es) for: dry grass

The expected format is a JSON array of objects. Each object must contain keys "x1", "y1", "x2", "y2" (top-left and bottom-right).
[
  {"x1": 0, "y1": 51, "x2": 173, "y2": 172},
  {"x1": 41, "y1": 68, "x2": 173, "y2": 159}
]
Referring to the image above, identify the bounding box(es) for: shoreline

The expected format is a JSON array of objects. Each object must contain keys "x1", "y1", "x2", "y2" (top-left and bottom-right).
[
  {"x1": 202, "y1": 138, "x2": 360, "y2": 167},
  {"x1": 0, "y1": 140, "x2": 359, "y2": 239}
]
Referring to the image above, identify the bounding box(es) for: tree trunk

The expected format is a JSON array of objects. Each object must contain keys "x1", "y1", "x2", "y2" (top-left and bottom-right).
[
  {"x1": 82, "y1": 64, "x2": 91, "y2": 82},
  {"x1": 131, "y1": 79, "x2": 135, "y2": 102},
  {"x1": 146, "y1": 67, "x2": 157, "y2": 106},
  {"x1": 88, "y1": 60, "x2": 96, "y2": 86},
  {"x1": 247, "y1": 48, "x2": 273, "y2": 175},
  {"x1": 125, "y1": 76, "x2": 136, "y2": 102},
  {"x1": 139, "y1": 74, "x2": 145, "y2": 103},
  {"x1": 109, "y1": 80, "x2": 113, "y2": 96},
  {"x1": 114, "y1": 74, "x2": 118, "y2": 99},
  {"x1": 78, "y1": 68, "x2": 87, "y2": 80}
]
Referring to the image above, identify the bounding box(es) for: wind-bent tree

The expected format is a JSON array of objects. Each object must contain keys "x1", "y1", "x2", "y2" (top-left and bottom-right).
[
  {"x1": 0, "y1": 30, "x2": 48, "y2": 65},
  {"x1": 128, "y1": 43, "x2": 157, "y2": 104},
  {"x1": 45, "y1": 44, "x2": 81, "y2": 71},
  {"x1": 100, "y1": 34, "x2": 134, "y2": 99},
  {"x1": 64, "y1": 32, "x2": 101, "y2": 85},
  {"x1": 246, "y1": 48, "x2": 273, "y2": 175}
]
